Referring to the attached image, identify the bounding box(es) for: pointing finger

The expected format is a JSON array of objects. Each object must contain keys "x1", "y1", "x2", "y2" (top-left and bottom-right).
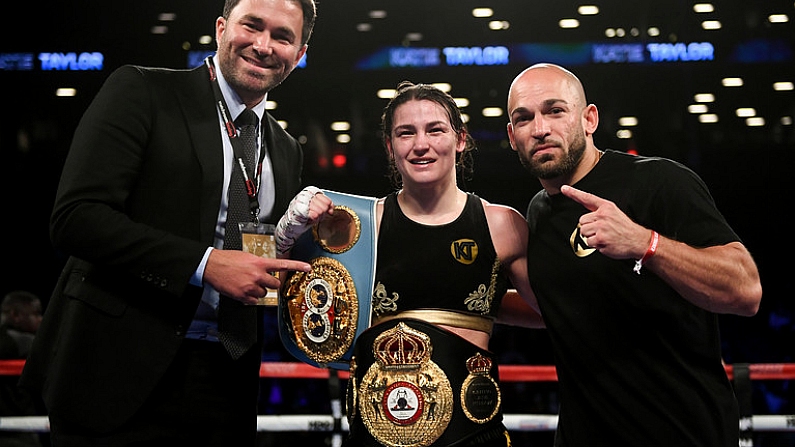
[
  {"x1": 560, "y1": 185, "x2": 605, "y2": 212},
  {"x1": 266, "y1": 259, "x2": 312, "y2": 273}
]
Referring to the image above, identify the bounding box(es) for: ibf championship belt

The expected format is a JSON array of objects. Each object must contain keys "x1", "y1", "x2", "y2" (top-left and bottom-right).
[{"x1": 278, "y1": 190, "x2": 377, "y2": 370}]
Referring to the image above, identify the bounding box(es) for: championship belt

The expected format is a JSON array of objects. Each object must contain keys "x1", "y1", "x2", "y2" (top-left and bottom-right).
[
  {"x1": 355, "y1": 322, "x2": 454, "y2": 447},
  {"x1": 278, "y1": 189, "x2": 377, "y2": 370},
  {"x1": 347, "y1": 319, "x2": 503, "y2": 447}
]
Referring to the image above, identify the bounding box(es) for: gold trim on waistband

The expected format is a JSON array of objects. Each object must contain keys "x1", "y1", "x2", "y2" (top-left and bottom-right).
[{"x1": 373, "y1": 310, "x2": 494, "y2": 335}]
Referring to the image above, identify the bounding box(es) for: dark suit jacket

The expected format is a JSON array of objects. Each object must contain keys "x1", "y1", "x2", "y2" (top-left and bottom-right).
[{"x1": 20, "y1": 64, "x2": 303, "y2": 432}]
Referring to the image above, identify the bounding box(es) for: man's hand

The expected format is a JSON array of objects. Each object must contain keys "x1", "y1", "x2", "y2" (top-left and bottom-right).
[
  {"x1": 560, "y1": 184, "x2": 653, "y2": 260},
  {"x1": 203, "y1": 249, "x2": 311, "y2": 304}
]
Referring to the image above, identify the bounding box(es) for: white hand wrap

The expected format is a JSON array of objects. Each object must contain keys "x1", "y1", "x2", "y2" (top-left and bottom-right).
[{"x1": 275, "y1": 186, "x2": 322, "y2": 255}]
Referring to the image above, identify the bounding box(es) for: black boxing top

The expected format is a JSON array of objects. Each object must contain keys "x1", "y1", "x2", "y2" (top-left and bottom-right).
[{"x1": 371, "y1": 192, "x2": 508, "y2": 320}]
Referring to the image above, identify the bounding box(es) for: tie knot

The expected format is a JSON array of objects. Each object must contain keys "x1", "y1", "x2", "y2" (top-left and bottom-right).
[{"x1": 235, "y1": 109, "x2": 258, "y2": 128}]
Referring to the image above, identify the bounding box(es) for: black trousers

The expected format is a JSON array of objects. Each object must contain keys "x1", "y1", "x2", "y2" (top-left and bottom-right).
[
  {"x1": 343, "y1": 424, "x2": 512, "y2": 447},
  {"x1": 49, "y1": 339, "x2": 261, "y2": 446}
]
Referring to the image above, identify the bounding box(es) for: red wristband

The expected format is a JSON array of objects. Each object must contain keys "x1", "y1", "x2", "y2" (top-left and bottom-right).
[{"x1": 633, "y1": 230, "x2": 659, "y2": 274}]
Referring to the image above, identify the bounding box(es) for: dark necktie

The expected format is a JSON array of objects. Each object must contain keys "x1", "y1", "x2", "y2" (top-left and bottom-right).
[{"x1": 218, "y1": 108, "x2": 259, "y2": 359}]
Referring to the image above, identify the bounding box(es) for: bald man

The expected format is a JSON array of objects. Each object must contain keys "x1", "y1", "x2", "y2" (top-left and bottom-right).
[{"x1": 506, "y1": 63, "x2": 762, "y2": 446}]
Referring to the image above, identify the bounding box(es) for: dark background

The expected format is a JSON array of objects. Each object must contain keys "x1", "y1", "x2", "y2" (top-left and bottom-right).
[{"x1": 2, "y1": 0, "x2": 792, "y2": 443}]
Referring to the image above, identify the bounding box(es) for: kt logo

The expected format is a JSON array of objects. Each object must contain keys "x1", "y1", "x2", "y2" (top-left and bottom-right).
[
  {"x1": 451, "y1": 239, "x2": 478, "y2": 265},
  {"x1": 570, "y1": 225, "x2": 596, "y2": 258}
]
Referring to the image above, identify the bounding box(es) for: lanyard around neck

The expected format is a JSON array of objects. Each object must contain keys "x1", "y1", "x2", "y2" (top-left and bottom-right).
[{"x1": 205, "y1": 56, "x2": 262, "y2": 223}]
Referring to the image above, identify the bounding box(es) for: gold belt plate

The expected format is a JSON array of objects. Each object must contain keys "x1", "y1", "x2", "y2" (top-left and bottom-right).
[
  {"x1": 357, "y1": 323, "x2": 453, "y2": 447},
  {"x1": 281, "y1": 256, "x2": 358, "y2": 366}
]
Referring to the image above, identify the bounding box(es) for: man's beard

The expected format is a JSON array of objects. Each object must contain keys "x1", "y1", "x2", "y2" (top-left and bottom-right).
[
  {"x1": 218, "y1": 46, "x2": 289, "y2": 98},
  {"x1": 518, "y1": 128, "x2": 587, "y2": 180}
]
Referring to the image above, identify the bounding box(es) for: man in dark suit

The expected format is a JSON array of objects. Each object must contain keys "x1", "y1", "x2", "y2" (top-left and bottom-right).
[{"x1": 20, "y1": 0, "x2": 317, "y2": 444}]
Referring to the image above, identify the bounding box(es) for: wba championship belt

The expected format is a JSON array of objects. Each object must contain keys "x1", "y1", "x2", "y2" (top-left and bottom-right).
[
  {"x1": 347, "y1": 319, "x2": 503, "y2": 447},
  {"x1": 278, "y1": 190, "x2": 377, "y2": 370},
  {"x1": 355, "y1": 322, "x2": 454, "y2": 447}
]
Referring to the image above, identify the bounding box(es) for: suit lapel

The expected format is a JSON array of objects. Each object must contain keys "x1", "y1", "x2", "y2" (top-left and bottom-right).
[
  {"x1": 177, "y1": 65, "x2": 225, "y2": 245},
  {"x1": 262, "y1": 113, "x2": 292, "y2": 219}
]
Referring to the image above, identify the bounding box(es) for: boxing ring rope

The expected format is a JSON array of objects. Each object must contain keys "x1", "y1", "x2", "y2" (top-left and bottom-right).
[{"x1": 1, "y1": 361, "x2": 794, "y2": 434}]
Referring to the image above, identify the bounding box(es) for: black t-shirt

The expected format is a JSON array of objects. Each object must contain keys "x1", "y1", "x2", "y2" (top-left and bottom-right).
[{"x1": 527, "y1": 150, "x2": 740, "y2": 446}]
